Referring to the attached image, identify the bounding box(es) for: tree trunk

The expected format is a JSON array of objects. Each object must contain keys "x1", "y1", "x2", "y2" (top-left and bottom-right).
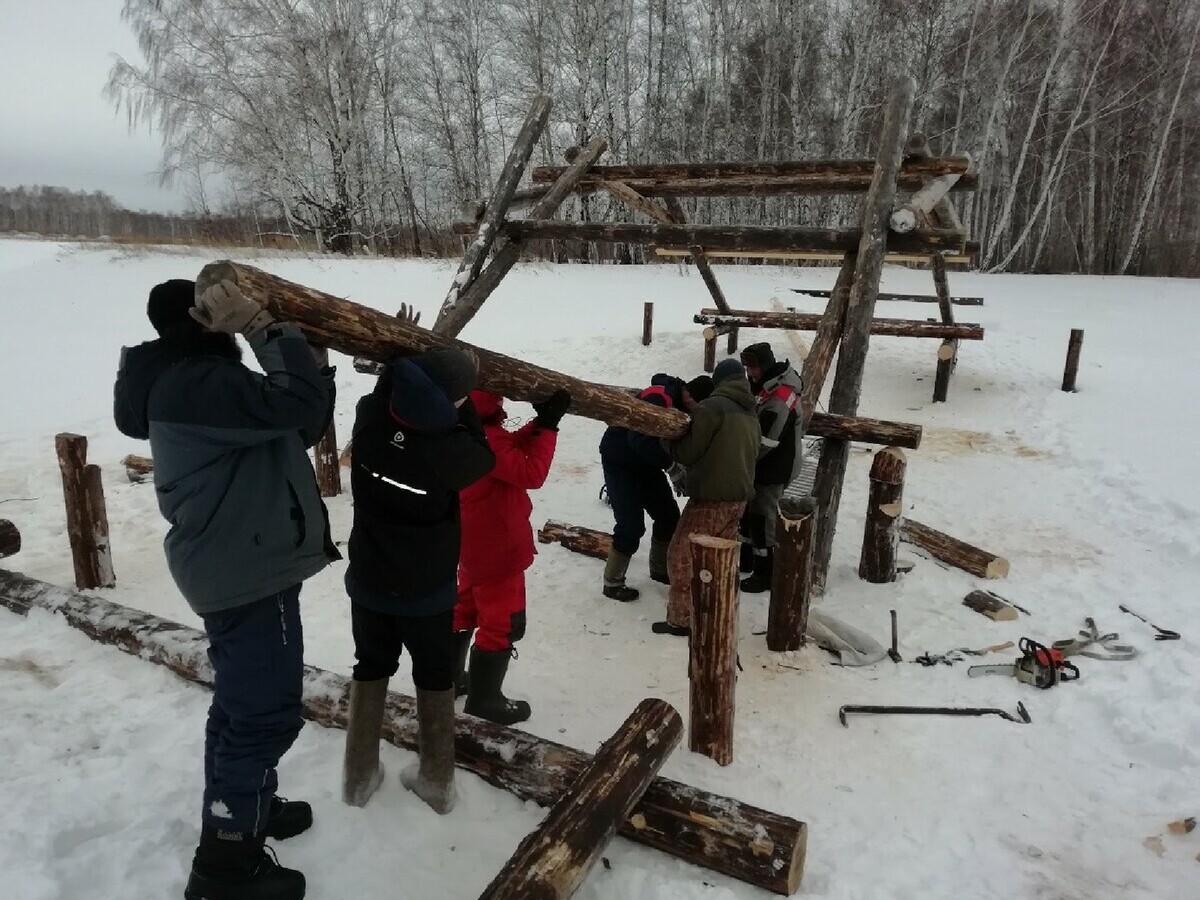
[
  {"x1": 0, "y1": 570, "x2": 806, "y2": 895},
  {"x1": 121, "y1": 453, "x2": 154, "y2": 484},
  {"x1": 688, "y1": 535, "x2": 740, "y2": 766},
  {"x1": 899, "y1": 519, "x2": 1010, "y2": 579},
  {"x1": 55, "y1": 434, "x2": 113, "y2": 589},
  {"x1": 767, "y1": 498, "x2": 816, "y2": 652},
  {"x1": 0, "y1": 520, "x2": 19, "y2": 559},
  {"x1": 479, "y1": 699, "x2": 683, "y2": 900},
  {"x1": 642, "y1": 301, "x2": 654, "y2": 346},
  {"x1": 314, "y1": 421, "x2": 342, "y2": 497},
  {"x1": 697, "y1": 312, "x2": 983, "y2": 341},
  {"x1": 858, "y1": 448, "x2": 907, "y2": 583},
  {"x1": 538, "y1": 521, "x2": 613, "y2": 560},
  {"x1": 1062, "y1": 329, "x2": 1084, "y2": 393},
  {"x1": 436, "y1": 95, "x2": 553, "y2": 334}
]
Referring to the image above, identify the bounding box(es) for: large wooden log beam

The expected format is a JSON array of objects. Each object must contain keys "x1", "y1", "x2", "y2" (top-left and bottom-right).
[
  {"x1": 55, "y1": 434, "x2": 114, "y2": 590},
  {"x1": 791, "y1": 289, "x2": 983, "y2": 306},
  {"x1": 688, "y1": 535, "x2": 740, "y2": 766},
  {"x1": 531, "y1": 157, "x2": 973, "y2": 182},
  {"x1": 538, "y1": 520, "x2": 613, "y2": 560},
  {"x1": 899, "y1": 520, "x2": 1010, "y2": 579},
  {"x1": 0, "y1": 521, "x2": 19, "y2": 560},
  {"x1": 436, "y1": 95, "x2": 553, "y2": 336},
  {"x1": 479, "y1": 699, "x2": 683, "y2": 900},
  {"x1": 663, "y1": 198, "x2": 733, "y2": 316},
  {"x1": 696, "y1": 311, "x2": 984, "y2": 341},
  {"x1": 598, "y1": 180, "x2": 675, "y2": 224},
  {"x1": 0, "y1": 569, "x2": 807, "y2": 895},
  {"x1": 798, "y1": 255, "x2": 854, "y2": 431},
  {"x1": 454, "y1": 220, "x2": 966, "y2": 256}
]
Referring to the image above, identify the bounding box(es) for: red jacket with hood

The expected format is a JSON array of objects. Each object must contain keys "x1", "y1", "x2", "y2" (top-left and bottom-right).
[{"x1": 458, "y1": 390, "x2": 558, "y2": 583}]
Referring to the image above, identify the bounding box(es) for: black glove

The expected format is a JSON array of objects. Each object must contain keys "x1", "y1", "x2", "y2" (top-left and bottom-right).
[{"x1": 532, "y1": 389, "x2": 571, "y2": 430}]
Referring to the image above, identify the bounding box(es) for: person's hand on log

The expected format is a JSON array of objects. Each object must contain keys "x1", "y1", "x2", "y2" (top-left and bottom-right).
[
  {"x1": 532, "y1": 389, "x2": 571, "y2": 431},
  {"x1": 395, "y1": 303, "x2": 421, "y2": 327},
  {"x1": 191, "y1": 279, "x2": 274, "y2": 337}
]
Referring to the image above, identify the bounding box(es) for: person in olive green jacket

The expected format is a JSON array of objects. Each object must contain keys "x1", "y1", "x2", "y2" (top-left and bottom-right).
[{"x1": 654, "y1": 358, "x2": 759, "y2": 636}]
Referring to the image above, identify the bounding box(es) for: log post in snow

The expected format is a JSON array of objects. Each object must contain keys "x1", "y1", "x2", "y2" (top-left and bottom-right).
[
  {"x1": 930, "y1": 253, "x2": 958, "y2": 403},
  {"x1": 537, "y1": 520, "x2": 613, "y2": 560},
  {"x1": 798, "y1": 254, "x2": 855, "y2": 431},
  {"x1": 314, "y1": 420, "x2": 342, "y2": 497},
  {"x1": 479, "y1": 699, "x2": 683, "y2": 900},
  {"x1": 0, "y1": 520, "x2": 19, "y2": 560},
  {"x1": 55, "y1": 433, "x2": 114, "y2": 589},
  {"x1": 899, "y1": 519, "x2": 1009, "y2": 579},
  {"x1": 642, "y1": 301, "x2": 654, "y2": 346},
  {"x1": 1062, "y1": 329, "x2": 1085, "y2": 392},
  {"x1": 688, "y1": 535, "x2": 740, "y2": 766},
  {"x1": 703, "y1": 333, "x2": 717, "y2": 372},
  {"x1": 767, "y1": 498, "x2": 817, "y2": 652},
  {"x1": 858, "y1": 448, "x2": 907, "y2": 583},
  {"x1": 0, "y1": 570, "x2": 806, "y2": 895},
  {"x1": 696, "y1": 311, "x2": 984, "y2": 341}
]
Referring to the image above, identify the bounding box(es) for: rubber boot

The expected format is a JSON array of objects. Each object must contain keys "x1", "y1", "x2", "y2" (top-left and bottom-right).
[
  {"x1": 263, "y1": 797, "x2": 312, "y2": 841},
  {"x1": 648, "y1": 539, "x2": 671, "y2": 585},
  {"x1": 740, "y1": 548, "x2": 774, "y2": 594},
  {"x1": 451, "y1": 631, "x2": 472, "y2": 699},
  {"x1": 184, "y1": 827, "x2": 305, "y2": 900},
  {"x1": 602, "y1": 548, "x2": 640, "y2": 602},
  {"x1": 464, "y1": 647, "x2": 531, "y2": 725},
  {"x1": 341, "y1": 677, "x2": 388, "y2": 807},
  {"x1": 400, "y1": 688, "x2": 458, "y2": 814},
  {"x1": 739, "y1": 540, "x2": 755, "y2": 574}
]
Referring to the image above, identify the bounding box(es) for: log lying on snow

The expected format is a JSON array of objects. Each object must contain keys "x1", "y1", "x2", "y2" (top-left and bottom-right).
[
  {"x1": 538, "y1": 521, "x2": 613, "y2": 560},
  {"x1": 0, "y1": 569, "x2": 806, "y2": 895},
  {"x1": 121, "y1": 454, "x2": 154, "y2": 484},
  {"x1": 480, "y1": 698, "x2": 683, "y2": 900},
  {"x1": 0, "y1": 521, "x2": 19, "y2": 560},
  {"x1": 696, "y1": 310, "x2": 984, "y2": 341},
  {"x1": 791, "y1": 289, "x2": 983, "y2": 306},
  {"x1": 899, "y1": 519, "x2": 1009, "y2": 579},
  {"x1": 962, "y1": 589, "x2": 1019, "y2": 621}
]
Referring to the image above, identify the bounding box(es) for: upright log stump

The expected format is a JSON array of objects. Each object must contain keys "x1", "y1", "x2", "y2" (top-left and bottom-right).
[
  {"x1": 1062, "y1": 329, "x2": 1084, "y2": 392},
  {"x1": 688, "y1": 534, "x2": 740, "y2": 766},
  {"x1": 767, "y1": 498, "x2": 817, "y2": 652},
  {"x1": 859, "y1": 448, "x2": 907, "y2": 583},
  {"x1": 55, "y1": 433, "x2": 114, "y2": 589},
  {"x1": 0, "y1": 520, "x2": 19, "y2": 559},
  {"x1": 479, "y1": 699, "x2": 684, "y2": 900},
  {"x1": 314, "y1": 421, "x2": 342, "y2": 497},
  {"x1": 642, "y1": 301, "x2": 654, "y2": 346},
  {"x1": 703, "y1": 334, "x2": 718, "y2": 373}
]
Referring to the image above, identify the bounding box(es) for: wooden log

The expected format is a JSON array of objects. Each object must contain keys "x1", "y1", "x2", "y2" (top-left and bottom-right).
[
  {"x1": 521, "y1": 174, "x2": 977, "y2": 198},
  {"x1": 598, "y1": 180, "x2": 675, "y2": 224},
  {"x1": 662, "y1": 198, "x2": 733, "y2": 315},
  {"x1": 905, "y1": 135, "x2": 965, "y2": 232},
  {"x1": 121, "y1": 453, "x2": 154, "y2": 484},
  {"x1": 441, "y1": 137, "x2": 608, "y2": 337},
  {"x1": 642, "y1": 301, "x2": 654, "y2": 346},
  {"x1": 82, "y1": 464, "x2": 115, "y2": 588},
  {"x1": 1062, "y1": 329, "x2": 1084, "y2": 392},
  {"x1": 858, "y1": 448, "x2": 907, "y2": 583},
  {"x1": 890, "y1": 159, "x2": 969, "y2": 233},
  {"x1": 703, "y1": 334, "x2": 717, "y2": 372},
  {"x1": 314, "y1": 420, "x2": 342, "y2": 497},
  {"x1": 899, "y1": 519, "x2": 1010, "y2": 579},
  {"x1": 454, "y1": 219, "x2": 967, "y2": 256},
  {"x1": 767, "y1": 498, "x2": 816, "y2": 652},
  {"x1": 726, "y1": 326, "x2": 739, "y2": 355},
  {"x1": 663, "y1": 247, "x2": 979, "y2": 264},
  {"x1": 56, "y1": 434, "x2": 109, "y2": 589},
  {"x1": 353, "y1": 356, "x2": 385, "y2": 376},
  {"x1": 479, "y1": 699, "x2": 683, "y2": 900},
  {"x1": 930, "y1": 253, "x2": 958, "y2": 403},
  {"x1": 0, "y1": 520, "x2": 19, "y2": 560},
  {"x1": 697, "y1": 311, "x2": 984, "y2": 341},
  {"x1": 930, "y1": 253, "x2": 956, "y2": 327},
  {"x1": 435, "y1": 96, "x2": 553, "y2": 337},
  {"x1": 810, "y1": 78, "x2": 915, "y2": 593},
  {"x1": 792, "y1": 290, "x2": 984, "y2": 306},
  {"x1": 798, "y1": 255, "x2": 855, "y2": 431},
  {"x1": 195, "y1": 260, "x2": 695, "y2": 439},
  {"x1": 531, "y1": 157, "x2": 974, "y2": 183},
  {"x1": 688, "y1": 535, "x2": 739, "y2": 766},
  {"x1": 933, "y1": 341, "x2": 958, "y2": 403},
  {"x1": 0, "y1": 569, "x2": 807, "y2": 895},
  {"x1": 809, "y1": 413, "x2": 921, "y2": 449},
  {"x1": 537, "y1": 520, "x2": 612, "y2": 560},
  {"x1": 962, "y1": 589, "x2": 1019, "y2": 622}
]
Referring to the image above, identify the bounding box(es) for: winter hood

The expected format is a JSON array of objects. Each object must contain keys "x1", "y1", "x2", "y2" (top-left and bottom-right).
[{"x1": 113, "y1": 340, "x2": 178, "y2": 440}]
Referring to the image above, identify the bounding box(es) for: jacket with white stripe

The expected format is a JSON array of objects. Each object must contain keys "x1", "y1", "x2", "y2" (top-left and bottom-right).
[{"x1": 752, "y1": 362, "x2": 804, "y2": 485}]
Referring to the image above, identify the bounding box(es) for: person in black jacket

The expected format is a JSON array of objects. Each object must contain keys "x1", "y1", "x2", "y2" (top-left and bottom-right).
[
  {"x1": 599, "y1": 374, "x2": 713, "y2": 601},
  {"x1": 340, "y1": 338, "x2": 495, "y2": 815}
]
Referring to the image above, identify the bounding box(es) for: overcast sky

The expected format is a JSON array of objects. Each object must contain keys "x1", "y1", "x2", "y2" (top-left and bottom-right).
[{"x1": 0, "y1": 0, "x2": 187, "y2": 212}]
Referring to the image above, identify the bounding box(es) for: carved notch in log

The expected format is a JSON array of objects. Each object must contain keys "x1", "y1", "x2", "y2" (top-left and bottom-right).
[
  {"x1": 899, "y1": 519, "x2": 1009, "y2": 579},
  {"x1": 688, "y1": 534, "x2": 740, "y2": 766},
  {"x1": 0, "y1": 520, "x2": 20, "y2": 560},
  {"x1": 479, "y1": 698, "x2": 683, "y2": 900},
  {"x1": 767, "y1": 498, "x2": 817, "y2": 652},
  {"x1": 0, "y1": 569, "x2": 807, "y2": 895},
  {"x1": 859, "y1": 448, "x2": 907, "y2": 583},
  {"x1": 55, "y1": 434, "x2": 114, "y2": 589}
]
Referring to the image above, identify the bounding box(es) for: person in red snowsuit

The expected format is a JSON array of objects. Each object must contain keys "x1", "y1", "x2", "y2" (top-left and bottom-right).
[{"x1": 454, "y1": 387, "x2": 570, "y2": 724}]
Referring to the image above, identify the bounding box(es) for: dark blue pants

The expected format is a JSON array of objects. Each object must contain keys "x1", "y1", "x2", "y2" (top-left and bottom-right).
[
  {"x1": 602, "y1": 460, "x2": 680, "y2": 555},
  {"x1": 201, "y1": 585, "x2": 305, "y2": 835}
]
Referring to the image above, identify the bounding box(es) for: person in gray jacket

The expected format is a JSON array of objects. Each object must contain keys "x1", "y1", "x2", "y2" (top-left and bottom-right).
[{"x1": 115, "y1": 278, "x2": 337, "y2": 900}]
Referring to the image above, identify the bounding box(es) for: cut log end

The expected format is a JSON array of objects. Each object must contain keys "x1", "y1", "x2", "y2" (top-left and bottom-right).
[
  {"x1": 985, "y1": 558, "x2": 1011, "y2": 579},
  {"x1": 889, "y1": 209, "x2": 917, "y2": 233},
  {"x1": 937, "y1": 341, "x2": 957, "y2": 361}
]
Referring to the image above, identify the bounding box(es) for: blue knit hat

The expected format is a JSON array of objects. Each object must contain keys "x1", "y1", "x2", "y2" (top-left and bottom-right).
[{"x1": 712, "y1": 358, "x2": 746, "y2": 386}]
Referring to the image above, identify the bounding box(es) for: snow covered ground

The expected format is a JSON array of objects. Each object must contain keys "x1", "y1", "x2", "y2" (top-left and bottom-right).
[{"x1": 2, "y1": 238, "x2": 1198, "y2": 899}]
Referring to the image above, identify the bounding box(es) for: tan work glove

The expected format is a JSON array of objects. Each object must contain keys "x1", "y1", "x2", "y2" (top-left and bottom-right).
[{"x1": 191, "y1": 280, "x2": 275, "y2": 337}]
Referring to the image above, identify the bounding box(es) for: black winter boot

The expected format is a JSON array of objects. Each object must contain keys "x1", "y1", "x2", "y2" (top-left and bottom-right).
[
  {"x1": 602, "y1": 549, "x2": 640, "y2": 602},
  {"x1": 648, "y1": 539, "x2": 671, "y2": 585},
  {"x1": 739, "y1": 540, "x2": 755, "y2": 574},
  {"x1": 263, "y1": 797, "x2": 312, "y2": 841},
  {"x1": 464, "y1": 647, "x2": 531, "y2": 725},
  {"x1": 451, "y1": 631, "x2": 472, "y2": 699},
  {"x1": 740, "y1": 549, "x2": 774, "y2": 594},
  {"x1": 651, "y1": 621, "x2": 690, "y2": 637},
  {"x1": 184, "y1": 827, "x2": 305, "y2": 900}
]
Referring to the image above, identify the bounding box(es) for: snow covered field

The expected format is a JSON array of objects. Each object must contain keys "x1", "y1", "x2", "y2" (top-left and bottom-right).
[{"x1": 1, "y1": 238, "x2": 1198, "y2": 899}]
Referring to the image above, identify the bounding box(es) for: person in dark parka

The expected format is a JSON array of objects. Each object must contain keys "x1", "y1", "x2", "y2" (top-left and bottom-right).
[
  {"x1": 598, "y1": 374, "x2": 713, "y2": 601},
  {"x1": 340, "y1": 339, "x2": 495, "y2": 815},
  {"x1": 114, "y1": 278, "x2": 337, "y2": 900}
]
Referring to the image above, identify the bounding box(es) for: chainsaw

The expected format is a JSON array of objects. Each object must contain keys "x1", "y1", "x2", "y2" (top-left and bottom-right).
[{"x1": 968, "y1": 637, "x2": 1080, "y2": 689}]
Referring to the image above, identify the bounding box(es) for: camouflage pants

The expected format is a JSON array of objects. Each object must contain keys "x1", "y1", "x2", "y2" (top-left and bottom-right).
[{"x1": 665, "y1": 500, "x2": 746, "y2": 628}]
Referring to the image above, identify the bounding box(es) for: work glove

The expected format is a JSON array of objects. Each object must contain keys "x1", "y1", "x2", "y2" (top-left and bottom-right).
[
  {"x1": 532, "y1": 389, "x2": 571, "y2": 431},
  {"x1": 396, "y1": 303, "x2": 421, "y2": 327},
  {"x1": 667, "y1": 462, "x2": 688, "y2": 497},
  {"x1": 191, "y1": 280, "x2": 274, "y2": 337}
]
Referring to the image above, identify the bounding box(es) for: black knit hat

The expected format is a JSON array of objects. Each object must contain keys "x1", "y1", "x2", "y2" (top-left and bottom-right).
[
  {"x1": 685, "y1": 375, "x2": 714, "y2": 403},
  {"x1": 147, "y1": 279, "x2": 199, "y2": 336},
  {"x1": 712, "y1": 358, "x2": 746, "y2": 386},
  {"x1": 740, "y1": 342, "x2": 776, "y2": 371},
  {"x1": 412, "y1": 347, "x2": 477, "y2": 402}
]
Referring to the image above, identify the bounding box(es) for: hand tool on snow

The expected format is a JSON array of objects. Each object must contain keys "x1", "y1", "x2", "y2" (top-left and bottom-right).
[
  {"x1": 888, "y1": 609, "x2": 902, "y2": 663},
  {"x1": 1051, "y1": 617, "x2": 1138, "y2": 660},
  {"x1": 911, "y1": 641, "x2": 1015, "y2": 667},
  {"x1": 968, "y1": 637, "x2": 1079, "y2": 689},
  {"x1": 838, "y1": 702, "x2": 1030, "y2": 726},
  {"x1": 1118, "y1": 604, "x2": 1180, "y2": 641}
]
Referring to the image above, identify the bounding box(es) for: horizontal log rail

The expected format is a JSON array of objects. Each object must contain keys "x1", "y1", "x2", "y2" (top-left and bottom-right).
[
  {"x1": 695, "y1": 310, "x2": 984, "y2": 342},
  {"x1": 532, "y1": 157, "x2": 973, "y2": 182},
  {"x1": 791, "y1": 289, "x2": 983, "y2": 306}
]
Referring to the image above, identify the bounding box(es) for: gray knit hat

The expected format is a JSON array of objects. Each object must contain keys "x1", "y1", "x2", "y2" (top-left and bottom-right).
[
  {"x1": 712, "y1": 358, "x2": 746, "y2": 386},
  {"x1": 412, "y1": 347, "x2": 477, "y2": 401}
]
